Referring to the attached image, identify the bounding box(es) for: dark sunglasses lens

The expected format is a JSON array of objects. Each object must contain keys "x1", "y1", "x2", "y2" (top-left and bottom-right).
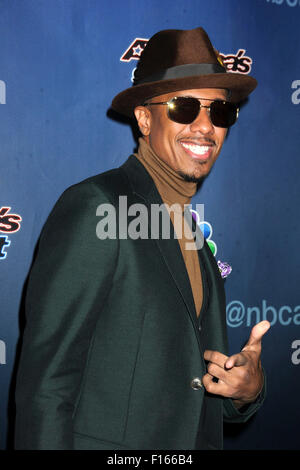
[
  {"x1": 168, "y1": 97, "x2": 200, "y2": 124},
  {"x1": 210, "y1": 101, "x2": 238, "y2": 128}
]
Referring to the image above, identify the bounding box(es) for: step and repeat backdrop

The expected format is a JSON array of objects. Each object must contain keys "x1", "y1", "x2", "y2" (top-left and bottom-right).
[{"x1": 1, "y1": 0, "x2": 299, "y2": 450}]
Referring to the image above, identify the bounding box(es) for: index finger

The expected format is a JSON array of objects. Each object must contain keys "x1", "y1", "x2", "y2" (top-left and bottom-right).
[
  {"x1": 204, "y1": 350, "x2": 229, "y2": 367},
  {"x1": 224, "y1": 352, "x2": 248, "y2": 369}
]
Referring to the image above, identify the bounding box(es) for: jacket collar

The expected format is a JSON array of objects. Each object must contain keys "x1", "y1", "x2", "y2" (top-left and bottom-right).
[{"x1": 121, "y1": 154, "x2": 158, "y2": 201}]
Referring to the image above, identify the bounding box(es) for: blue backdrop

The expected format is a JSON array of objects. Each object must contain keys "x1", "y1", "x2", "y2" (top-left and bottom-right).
[{"x1": 1, "y1": 0, "x2": 299, "y2": 450}]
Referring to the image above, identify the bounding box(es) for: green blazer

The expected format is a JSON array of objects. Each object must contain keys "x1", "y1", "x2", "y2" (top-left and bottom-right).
[{"x1": 15, "y1": 155, "x2": 264, "y2": 450}]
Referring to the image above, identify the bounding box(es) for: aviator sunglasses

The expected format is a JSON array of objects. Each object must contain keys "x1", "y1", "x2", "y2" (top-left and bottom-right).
[{"x1": 143, "y1": 96, "x2": 239, "y2": 128}]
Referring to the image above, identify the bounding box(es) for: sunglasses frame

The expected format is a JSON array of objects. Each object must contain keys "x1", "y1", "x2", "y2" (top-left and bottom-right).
[{"x1": 143, "y1": 96, "x2": 239, "y2": 128}]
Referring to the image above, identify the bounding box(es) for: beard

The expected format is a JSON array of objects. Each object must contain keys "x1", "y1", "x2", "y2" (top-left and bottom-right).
[
  {"x1": 176, "y1": 158, "x2": 216, "y2": 184},
  {"x1": 177, "y1": 171, "x2": 205, "y2": 183},
  {"x1": 177, "y1": 167, "x2": 212, "y2": 184}
]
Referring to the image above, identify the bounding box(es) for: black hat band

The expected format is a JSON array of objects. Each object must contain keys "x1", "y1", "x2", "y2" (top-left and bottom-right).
[{"x1": 134, "y1": 63, "x2": 226, "y2": 86}]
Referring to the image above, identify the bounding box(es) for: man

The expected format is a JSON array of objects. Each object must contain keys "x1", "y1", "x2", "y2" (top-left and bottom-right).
[{"x1": 14, "y1": 27, "x2": 270, "y2": 450}]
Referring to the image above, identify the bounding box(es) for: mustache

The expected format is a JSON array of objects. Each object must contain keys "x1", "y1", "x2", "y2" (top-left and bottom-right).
[{"x1": 179, "y1": 137, "x2": 216, "y2": 146}]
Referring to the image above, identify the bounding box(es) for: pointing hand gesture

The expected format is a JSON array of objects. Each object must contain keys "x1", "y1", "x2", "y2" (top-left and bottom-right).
[{"x1": 203, "y1": 321, "x2": 270, "y2": 407}]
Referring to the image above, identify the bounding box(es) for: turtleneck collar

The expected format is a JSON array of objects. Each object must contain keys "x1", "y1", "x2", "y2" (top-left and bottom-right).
[{"x1": 134, "y1": 137, "x2": 197, "y2": 209}]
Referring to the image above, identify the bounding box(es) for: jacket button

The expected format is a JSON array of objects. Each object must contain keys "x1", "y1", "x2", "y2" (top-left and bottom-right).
[{"x1": 191, "y1": 377, "x2": 203, "y2": 390}]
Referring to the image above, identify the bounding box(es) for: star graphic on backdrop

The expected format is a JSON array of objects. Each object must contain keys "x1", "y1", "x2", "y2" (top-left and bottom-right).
[{"x1": 133, "y1": 45, "x2": 143, "y2": 57}]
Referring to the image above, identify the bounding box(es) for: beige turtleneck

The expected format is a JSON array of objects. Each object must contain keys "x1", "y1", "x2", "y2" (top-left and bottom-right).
[{"x1": 135, "y1": 137, "x2": 203, "y2": 317}]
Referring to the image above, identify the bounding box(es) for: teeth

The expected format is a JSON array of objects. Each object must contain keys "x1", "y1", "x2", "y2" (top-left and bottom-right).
[{"x1": 181, "y1": 143, "x2": 210, "y2": 155}]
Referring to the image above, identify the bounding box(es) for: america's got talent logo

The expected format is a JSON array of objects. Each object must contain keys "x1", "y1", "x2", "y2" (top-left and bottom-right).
[
  {"x1": 0, "y1": 206, "x2": 22, "y2": 260},
  {"x1": 120, "y1": 38, "x2": 254, "y2": 82},
  {"x1": 120, "y1": 38, "x2": 149, "y2": 62}
]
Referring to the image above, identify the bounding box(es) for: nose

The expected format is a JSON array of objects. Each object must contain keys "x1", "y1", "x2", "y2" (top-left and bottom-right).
[{"x1": 189, "y1": 105, "x2": 214, "y2": 135}]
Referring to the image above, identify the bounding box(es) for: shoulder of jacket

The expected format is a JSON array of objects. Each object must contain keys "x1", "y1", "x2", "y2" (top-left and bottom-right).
[{"x1": 59, "y1": 165, "x2": 132, "y2": 206}]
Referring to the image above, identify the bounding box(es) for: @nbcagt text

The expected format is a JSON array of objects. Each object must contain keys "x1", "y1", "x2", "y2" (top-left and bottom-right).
[{"x1": 107, "y1": 453, "x2": 193, "y2": 467}]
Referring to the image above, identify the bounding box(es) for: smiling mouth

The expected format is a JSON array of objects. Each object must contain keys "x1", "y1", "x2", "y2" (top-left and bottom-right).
[
  {"x1": 180, "y1": 141, "x2": 214, "y2": 160},
  {"x1": 181, "y1": 142, "x2": 210, "y2": 155}
]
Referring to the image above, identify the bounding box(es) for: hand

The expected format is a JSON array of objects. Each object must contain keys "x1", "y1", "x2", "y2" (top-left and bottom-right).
[{"x1": 202, "y1": 321, "x2": 270, "y2": 407}]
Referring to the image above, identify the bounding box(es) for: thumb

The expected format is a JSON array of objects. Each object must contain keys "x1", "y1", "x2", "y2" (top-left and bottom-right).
[{"x1": 243, "y1": 320, "x2": 271, "y2": 352}]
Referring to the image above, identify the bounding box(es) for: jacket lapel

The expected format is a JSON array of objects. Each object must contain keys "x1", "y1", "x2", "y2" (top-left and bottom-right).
[
  {"x1": 197, "y1": 237, "x2": 228, "y2": 354},
  {"x1": 121, "y1": 156, "x2": 199, "y2": 328}
]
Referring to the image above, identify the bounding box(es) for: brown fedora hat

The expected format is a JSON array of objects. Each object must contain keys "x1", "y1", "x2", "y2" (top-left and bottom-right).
[{"x1": 111, "y1": 27, "x2": 257, "y2": 117}]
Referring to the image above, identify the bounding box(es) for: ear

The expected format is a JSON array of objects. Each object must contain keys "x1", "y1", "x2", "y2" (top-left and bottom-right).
[{"x1": 134, "y1": 106, "x2": 151, "y2": 137}]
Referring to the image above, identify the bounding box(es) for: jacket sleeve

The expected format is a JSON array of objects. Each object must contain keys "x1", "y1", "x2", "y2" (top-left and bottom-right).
[
  {"x1": 14, "y1": 182, "x2": 119, "y2": 449},
  {"x1": 223, "y1": 368, "x2": 267, "y2": 423}
]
